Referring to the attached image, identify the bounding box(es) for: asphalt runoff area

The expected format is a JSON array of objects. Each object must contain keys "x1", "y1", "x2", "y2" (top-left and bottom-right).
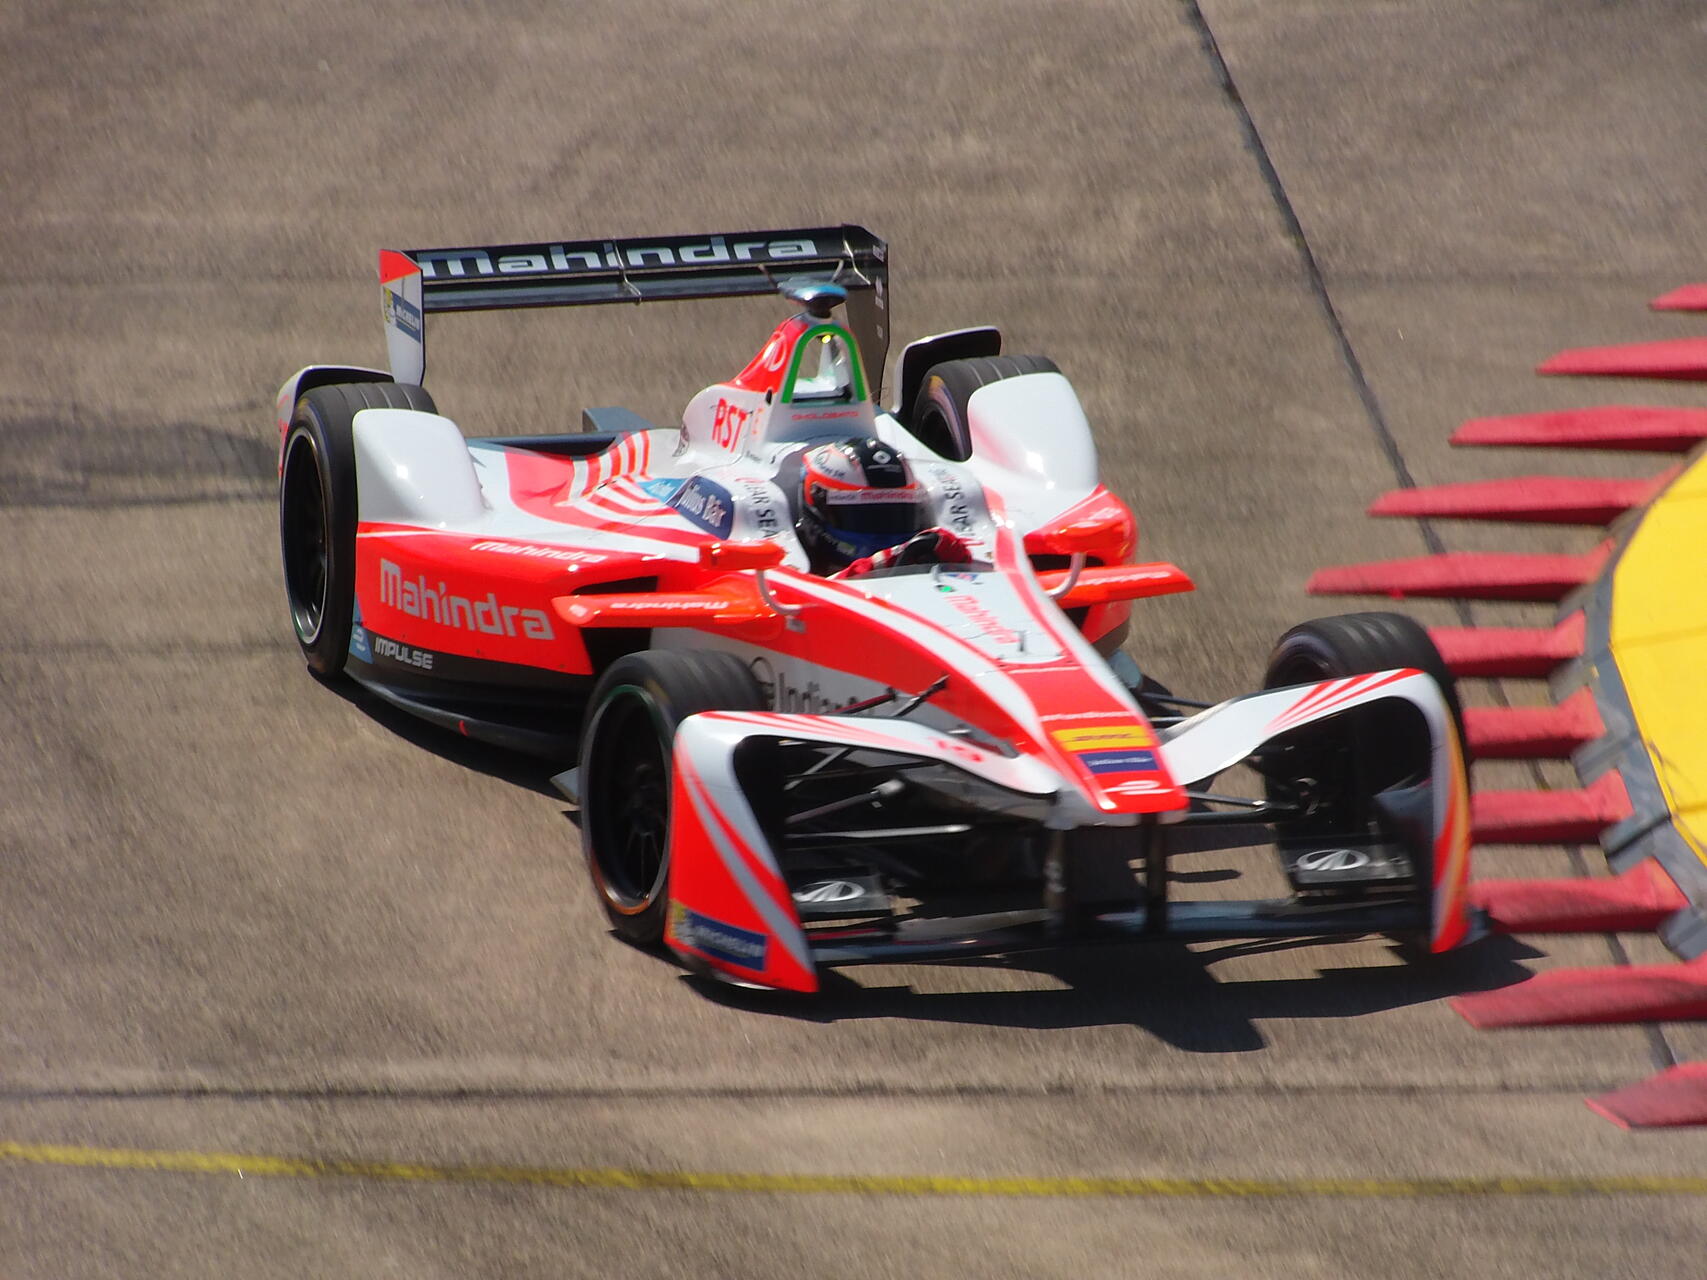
[{"x1": 4, "y1": 1, "x2": 1707, "y2": 1275}]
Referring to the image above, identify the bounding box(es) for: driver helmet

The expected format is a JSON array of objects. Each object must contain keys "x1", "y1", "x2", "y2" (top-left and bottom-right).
[{"x1": 796, "y1": 437, "x2": 931, "y2": 571}]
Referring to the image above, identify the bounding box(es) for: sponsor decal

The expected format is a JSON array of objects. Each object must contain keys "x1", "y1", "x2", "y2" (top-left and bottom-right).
[
  {"x1": 1050, "y1": 724, "x2": 1157, "y2": 751},
  {"x1": 468, "y1": 539, "x2": 607, "y2": 564},
  {"x1": 379, "y1": 559, "x2": 555, "y2": 640},
  {"x1": 669, "y1": 476, "x2": 735, "y2": 538},
  {"x1": 672, "y1": 904, "x2": 769, "y2": 969},
  {"x1": 748, "y1": 656, "x2": 865, "y2": 714},
  {"x1": 349, "y1": 622, "x2": 372, "y2": 663},
  {"x1": 737, "y1": 479, "x2": 784, "y2": 536},
  {"x1": 809, "y1": 450, "x2": 858, "y2": 483},
  {"x1": 637, "y1": 478, "x2": 685, "y2": 502},
  {"x1": 372, "y1": 635, "x2": 435, "y2": 670},
  {"x1": 1295, "y1": 848, "x2": 1372, "y2": 873},
  {"x1": 943, "y1": 592, "x2": 1021, "y2": 646},
  {"x1": 789, "y1": 408, "x2": 861, "y2": 421},
  {"x1": 711, "y1": 397, "x2": 753, "y2": 449},
  {"x1": 1074, "y1": 748, "x2": 1157, "y2": 775},
  {"x1": 383, "y1": 288, "x2": 422, "y2": 341},
  {"x1": 820, "y1": 486, "x2": 923, "y2": 506},
  {"x1": 1103, "y1": 778, "x2": 1165, "y2": 796},
  {"x1": 792, "y1": 880, "x2": 866, "y2": 905},
  {"x1": 413, "y1": 235, "x2": 822, "y2": 281},
  {"x1": 928, "y1": 466, "x2": 975, "y2": 535}
]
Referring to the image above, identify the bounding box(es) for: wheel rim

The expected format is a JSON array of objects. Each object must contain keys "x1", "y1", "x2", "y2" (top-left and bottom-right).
[
  {"x1": 280, "y1": 431, "x2": 329, "y2": 644},
  {"x1": 584, "y1": 686, "x2": 672, "y2": 910}
]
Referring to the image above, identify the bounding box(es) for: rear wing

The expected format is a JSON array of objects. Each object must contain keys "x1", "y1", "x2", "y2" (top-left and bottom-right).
[{"x1": 378, "y1": 225, "x2": 889, "y2": 397}]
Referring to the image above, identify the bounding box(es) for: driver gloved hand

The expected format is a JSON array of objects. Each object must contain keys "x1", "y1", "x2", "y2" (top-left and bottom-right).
[{"x1": 833, "y1": 527, "x2": 972, "y2": 579}]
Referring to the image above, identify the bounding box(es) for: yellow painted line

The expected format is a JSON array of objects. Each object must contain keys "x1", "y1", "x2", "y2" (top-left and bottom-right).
[{"x1": 2, "y1": 1140, "x2": 1705, "y2": 1198}]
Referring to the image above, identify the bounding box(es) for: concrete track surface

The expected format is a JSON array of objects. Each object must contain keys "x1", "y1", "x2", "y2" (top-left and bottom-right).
[{"x1": 5, "y1": 0, "x2": 1707, "y2": 1275}]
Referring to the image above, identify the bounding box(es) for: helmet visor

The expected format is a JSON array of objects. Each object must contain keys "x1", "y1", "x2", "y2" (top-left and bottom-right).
[{"x1": 825, "y1": 497, "x2": 930, "y2": 535}]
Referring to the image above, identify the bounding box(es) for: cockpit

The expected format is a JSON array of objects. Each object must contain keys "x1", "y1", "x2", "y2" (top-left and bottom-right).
[{"x1": 786, "y1": 328, "x2": 863, "y2": 404}]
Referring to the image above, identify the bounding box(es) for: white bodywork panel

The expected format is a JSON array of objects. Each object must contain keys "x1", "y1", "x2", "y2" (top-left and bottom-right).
[
  {"x1": 1159, "y1": 671, "x2": 1454, "y2": 787},
  {"x1": 353, "y1": 409, "x2": 488, "y2": 527},
  {"x1": 964, "y1": 373, "x2": 1099, "y2": 528}
]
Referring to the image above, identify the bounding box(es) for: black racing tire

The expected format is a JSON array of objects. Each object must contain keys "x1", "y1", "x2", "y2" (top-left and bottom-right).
[
  {"x1": 578, "y1": 649, "x2": 766, "y2": 947},
  {"x1": 279, "y1": 381, "x2": 437, "y2": 678},
  {"x1": 1263, "y1": 611, "x2": 1465, "y2": 775},
  {"x1": 908, "y1": 355, "x2": 1060, "y2": 462}
]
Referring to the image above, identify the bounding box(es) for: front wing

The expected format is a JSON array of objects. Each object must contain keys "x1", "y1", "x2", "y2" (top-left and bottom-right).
[{"x1": 661, "y1": 672, "x2": 1472, "y2": 992}]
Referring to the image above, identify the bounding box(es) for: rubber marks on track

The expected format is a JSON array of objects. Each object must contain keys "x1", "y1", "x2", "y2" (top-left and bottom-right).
[
  {"x1": 3, "y1": 1139, "x2": 1707, "y2": 1198},
  {"x1": 1311, "y1": 280, "x2": 1707, "y2": 1125}
]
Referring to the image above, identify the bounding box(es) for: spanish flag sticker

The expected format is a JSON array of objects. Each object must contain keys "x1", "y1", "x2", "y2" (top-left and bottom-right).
[{"x1": 1050, "y1": 723, "x2": 1157, "y2": 752}]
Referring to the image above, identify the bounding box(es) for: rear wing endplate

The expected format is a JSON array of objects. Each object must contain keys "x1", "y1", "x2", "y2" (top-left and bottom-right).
[{"x1": 378, "y1": 225, "x2": 889, "y2": 396}]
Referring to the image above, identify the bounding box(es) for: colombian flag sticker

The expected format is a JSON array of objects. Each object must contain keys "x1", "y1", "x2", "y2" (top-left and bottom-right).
[{"x1": 1050, "y1": 723, "x2": 1157, "y2": 752}]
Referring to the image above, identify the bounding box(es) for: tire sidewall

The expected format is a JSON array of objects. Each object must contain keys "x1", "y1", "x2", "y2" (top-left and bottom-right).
[
  {"x1": 279, "y1": 392, "x2": 358, "y2": 675},
  {"x1": 579, "y1": 674, "x2": 675, "y2": 924}
]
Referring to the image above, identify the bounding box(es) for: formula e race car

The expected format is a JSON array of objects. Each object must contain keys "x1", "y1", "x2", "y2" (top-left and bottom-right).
[{"x1": 275, "y1": 224, "x2": 1474, "y2": 992}]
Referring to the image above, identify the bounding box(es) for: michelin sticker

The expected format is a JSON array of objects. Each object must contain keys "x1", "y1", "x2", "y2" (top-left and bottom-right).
[{"x1": 674, "y1": 905, "x2": 769, "y2": 969}]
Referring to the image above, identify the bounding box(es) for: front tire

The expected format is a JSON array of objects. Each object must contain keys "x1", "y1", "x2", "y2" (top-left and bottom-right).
[
  {"x1": 1263, "y1": 611, "x2": 1465, "y2": 783},
  {"x1": 578, "y1": 650, "x2": 766, "y2": 946},
  {"x1": 278, "y1": 381, "x2": 436, "y2": 677}
]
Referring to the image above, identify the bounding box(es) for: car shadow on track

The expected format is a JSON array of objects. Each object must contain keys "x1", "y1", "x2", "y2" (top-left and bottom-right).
[
  {"x1": 687, "y1": 935, "x2": 1545, "y2": 1053},
  {"x1": 326, "y1": 680, "x2": 568, "y2": 799}
]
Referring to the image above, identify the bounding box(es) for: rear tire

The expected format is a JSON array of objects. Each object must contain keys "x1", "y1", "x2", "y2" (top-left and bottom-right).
[
  {"x1": 908, "y1": 355, "x2": 1059, "y2": 461},
  {"x1": 278, "y1": 381, "x2": 436, "y2": 677},
  {"x1": 578, "y1": 650, "x2": 766, "y2": 946}
]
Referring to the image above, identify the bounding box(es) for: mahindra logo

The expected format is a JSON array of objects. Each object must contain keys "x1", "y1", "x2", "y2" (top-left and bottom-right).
[
  {"x1": 379, "y1": 559, "x2": 555, "y2": 640},
  {"x1": 1296, "y1": 848, "x2": 1371, "y2": 873},
  {"x1": 415, "y1": 235, "x2": 823, "y2": 280},
  {"x1": 793, "y1": 881, "x2": 866, "y2": 905}
]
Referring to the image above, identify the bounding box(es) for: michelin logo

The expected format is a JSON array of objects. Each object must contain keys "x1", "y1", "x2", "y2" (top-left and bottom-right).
[
  {"x1": 673, "y1": 905, "x2": 769, "y2": 969},
  {"x1": 383, "y1": 288, "x2": 422, "y2": 341}
]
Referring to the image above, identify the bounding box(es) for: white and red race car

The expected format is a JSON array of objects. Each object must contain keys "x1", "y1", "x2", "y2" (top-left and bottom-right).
[{"x1": 275, "y1": 225, "x2": 1473, "y2": 993}]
